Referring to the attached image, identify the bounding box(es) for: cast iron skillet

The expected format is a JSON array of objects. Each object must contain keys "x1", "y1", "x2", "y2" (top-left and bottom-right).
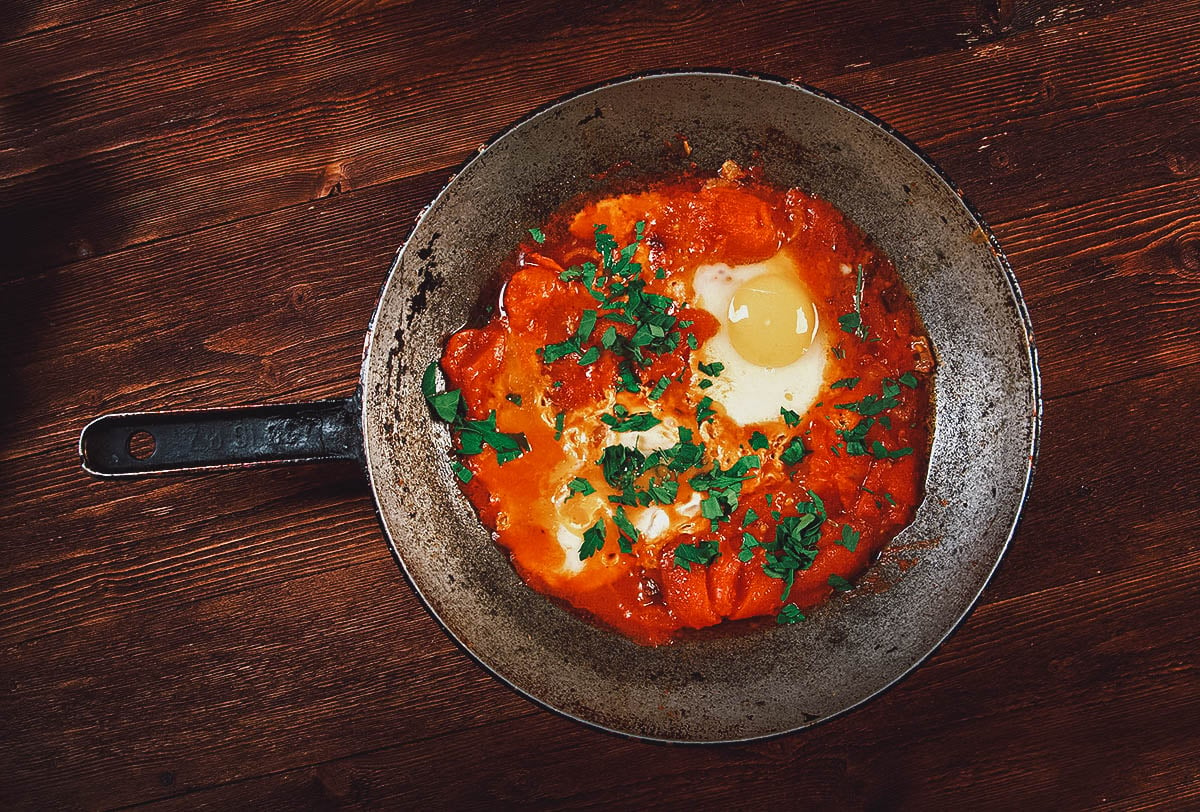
[{"x1": 80, "y1": 71, "x2": 1041, "y2": 743}]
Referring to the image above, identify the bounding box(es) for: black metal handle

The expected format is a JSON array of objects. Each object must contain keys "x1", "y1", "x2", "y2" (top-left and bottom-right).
[{"x1": 79, "y1": 397, "x2": 363, "y2": 477}]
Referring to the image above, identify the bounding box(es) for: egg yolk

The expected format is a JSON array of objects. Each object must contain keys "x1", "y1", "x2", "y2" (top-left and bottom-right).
[{"x1": 727, "y1": 271, "x2": 818, "y2": 368}]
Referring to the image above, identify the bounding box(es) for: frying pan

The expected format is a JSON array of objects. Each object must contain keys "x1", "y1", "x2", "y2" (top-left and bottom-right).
[{"x1": 80, "y1": 71, "x2": 1040, "y2": 743}]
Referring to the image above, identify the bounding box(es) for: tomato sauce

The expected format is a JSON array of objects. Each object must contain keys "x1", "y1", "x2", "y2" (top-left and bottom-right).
[{"x1": 434, "y1": 168, "x2": 934, "y2": 645}]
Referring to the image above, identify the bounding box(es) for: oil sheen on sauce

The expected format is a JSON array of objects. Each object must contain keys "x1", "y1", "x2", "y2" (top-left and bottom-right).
[{"x1": 435, "y1": 169, "x2": 934, "y2": 646}]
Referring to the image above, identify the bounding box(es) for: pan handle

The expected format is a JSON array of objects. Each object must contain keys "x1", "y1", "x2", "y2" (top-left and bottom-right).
[{"x1": 79, "y1": 396, "x2": 362, "y2": 477}]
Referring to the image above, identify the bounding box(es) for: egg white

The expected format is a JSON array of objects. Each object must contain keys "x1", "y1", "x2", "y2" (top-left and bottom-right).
[{"x1": 692, "y1": 254, "x2": 827, "y2": 426}]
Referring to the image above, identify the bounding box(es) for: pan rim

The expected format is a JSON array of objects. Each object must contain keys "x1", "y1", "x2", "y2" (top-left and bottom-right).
[{"x1": 358, "y1": 68, "x2": 1042, "y2": 744}]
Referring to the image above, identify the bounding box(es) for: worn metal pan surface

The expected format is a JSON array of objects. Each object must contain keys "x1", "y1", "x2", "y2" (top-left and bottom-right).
[{"x1": 81, "y1": 71, "x2": 1040, "y2": 743}]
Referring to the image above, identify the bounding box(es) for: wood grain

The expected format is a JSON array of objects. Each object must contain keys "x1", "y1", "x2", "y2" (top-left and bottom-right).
[{"x1": 1, "y1": 0, "x2": 1198, "y2": 808}]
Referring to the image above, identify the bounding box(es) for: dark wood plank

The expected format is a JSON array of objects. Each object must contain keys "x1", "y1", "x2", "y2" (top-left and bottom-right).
[
  {"x1": 0, "y1": 0, "x2": 1167, "y2": 277},
  {"x1": 94, "y1": 549, "x2": 1200, "y2": 808},
  {"x1": 0, "y1": 0, "x2": 159, "y2": 42}
]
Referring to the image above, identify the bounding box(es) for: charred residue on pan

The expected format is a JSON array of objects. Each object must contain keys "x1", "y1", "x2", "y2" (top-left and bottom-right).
[
  {"x1": 408, "y1": 230, "x2": 445, "y2": 324},
  {"x1": 577, "y1": 105, "x2": 604, "y2": 126}
]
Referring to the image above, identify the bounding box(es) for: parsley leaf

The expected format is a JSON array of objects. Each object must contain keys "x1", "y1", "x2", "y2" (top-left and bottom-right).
[
  {"x1": 601, "y1": 409, "x2": 662, "y2": 432},
  {"x1": 830, "y1": 377, "x2": 860, "y2": 391},
  {"x1": 837, "y1": 524, "x2": 860, "y2": 552},
  {"x1": 580, "y1": 520, "x2": 606, "y2": 560},
  {"x1": 828, "y1": 574, "x2": 854, "y2": 592},
  {"x1": 450, "y1": 460, "x2": 473, "y2": 483},
  {"x1": 567, "y1": 477, "x2": 595, "y2": 498},
  {"x1": 674, "y1": 540, "x2": 720, "y2": 571},
  {"x1": 749, "y1": 431, "x2": 769, "y2": 451},
  {"x1": 777, "y1": 604, "x2": 805, "y2": 624},
  {"x1": 612, "y1": 505, "x2": 639, "y2": 554},
  {"x1": 554, "y1": 411, "x2": 565, "y2": 441},
  {"x1": 529, "y1": 227, "x2": 546, "y2": 244},
  {"x1": 899, "y1": 371, "x2": 919, "y2": 389},
  {"x1": 505, "y1": 393, "x2": 522, "y2": 406},
  {"x1": 646, "y1": 477, "x2": 679, "y2": 505},
  {"x1": 427, "y1": 390, "x2": 463, "y2": 423},
  {"x1": 421, "y1": 361, "x2": 438, "y2": 399},
  {"x1": 781, "y1": 407, "x2": 800, "y2": 427},
  {"x1": 781, "y1": 437, "x2": 809, "y2": 465},
  {"x1": 698, "y1": 361, "x2": 725, "y2": 377},
  {"x1": 598, "y1": 444, "x2": 645, "y2": 490}
]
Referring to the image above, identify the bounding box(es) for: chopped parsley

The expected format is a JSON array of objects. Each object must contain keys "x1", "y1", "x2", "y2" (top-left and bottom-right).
[
  {"x1": 698, "y1": 361, "x2": 724, "y2": 377},
  {"x1": 579, "y1": 520, "x2": 606, "y2": 560},
  {"x1": 529, "y1": 227, "x2": 546, "y2": 244},
  {"x1": 828, "y1": 574, "x2": 854, "y2": 592},
  {"x1": 505, "y1": 393, "x2": 523, "y2": 406},
  {"x1": 696, "y1": 396, "x2": 716, "y2": 425},
  {"x1": 837, "y1": 524, "x2": 860, "y2": 552},
  {"x1": 424, "y1": 365, "x2": 530, "y2": 467},
  {"x1": 835, "y1": 392, "x2": 900, "y2": 417},
  {"x1": 899, "y1": 371, "x2": 919, "y2": 389},
  {"x1": 755, "y1": 491, "x2": 828, "y2": 600},
  {"x1": 830, "y1": 377, "x2": 860, "y2": 391},
  {"x1": 450, "y1": 460, "x2": 473, "y2": 483},
  {"x1": 612, "y1": 505, "x2": 639, "y2": 554},
  {"x1": 741, "y1": 508, "x2": 759, "y2": 527},
  {"x1": 674, "y1": 540, "x2": 720, "y2": 571},
  {"x1": 871, "y1": 441, "x2": 913, "y2": 460},
  {"x1": 598, "y1": 444, "x2": 645, "y2": 490},
  {"x1": 781, "y1": 407, "x2": 801, "y2": 427},
  {"x1": 567, "y1": 477, "x2": 595, "y2": 498},
  {"x1": 554, "y1": 411, "x2": 565, "y2": 441},
  {"x1": 601, "y1": 408, "x2": 662, "y2": 432},
  {"x1": 837, "y1": 264, "x2": 868, "y2": 339},
  {"x1": 777, "y1": 604, "x2": 806, "y2": 624},
  {"x1": 646, "y1": 477, "x2": 679, "y2": 505},
  {"x1": 749, "y1": 431, "x2": 769, "y2": 451},
  {"x1": 648, "y1": 376, "x2": 671, "y2": 399},
  {"x1": 781, "y1": 437, "x2": 809, "y2": 465}
]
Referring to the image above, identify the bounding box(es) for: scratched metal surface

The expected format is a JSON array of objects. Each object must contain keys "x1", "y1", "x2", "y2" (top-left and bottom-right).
[{"x1": 362, "y1": 73, "x2": 1039, "y2": 742}]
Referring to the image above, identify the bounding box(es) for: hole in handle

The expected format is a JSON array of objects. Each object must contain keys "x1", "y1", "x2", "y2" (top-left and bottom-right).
[{"x1": 128, "y1": 430, "x2": 156, "y2": 460}]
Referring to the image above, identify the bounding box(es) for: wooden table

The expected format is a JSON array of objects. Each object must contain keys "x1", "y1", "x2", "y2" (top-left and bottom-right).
[{"x1": 2, "y1": 1, "x2": 1197, "y2": 808}]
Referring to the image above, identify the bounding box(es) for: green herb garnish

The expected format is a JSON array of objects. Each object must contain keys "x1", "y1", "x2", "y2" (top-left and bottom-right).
[
  {"x1": 674, "y1": 540, "x2": 720, "y2": 571},
  {"x1": 612, "y1": 505, "x2": 639, "y2": 553},
  {"x1": 777, "y1": 604, "x2": 805, "y2": 624},
  {"x1": 580, "y1": 520, "x2": 606, "y2": 560},
  {"x1": 601, "y1": 409, "x2": 662, "y2": 432},
  {"x1": 781, "y1": 437, "x2": 809, "y2": 465},
  {"x1": 837, "y1": 524, "x2": 860, "y2": 552},
  {"x1": 567, "y1": 477, "x2": 595, "y2": 498},
  {"x1": 837, "y1": 264, "x2": 868, "y2": 339},
  {"x1": 828, "y1": 574, "x2": 854, "y2": 592}
]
